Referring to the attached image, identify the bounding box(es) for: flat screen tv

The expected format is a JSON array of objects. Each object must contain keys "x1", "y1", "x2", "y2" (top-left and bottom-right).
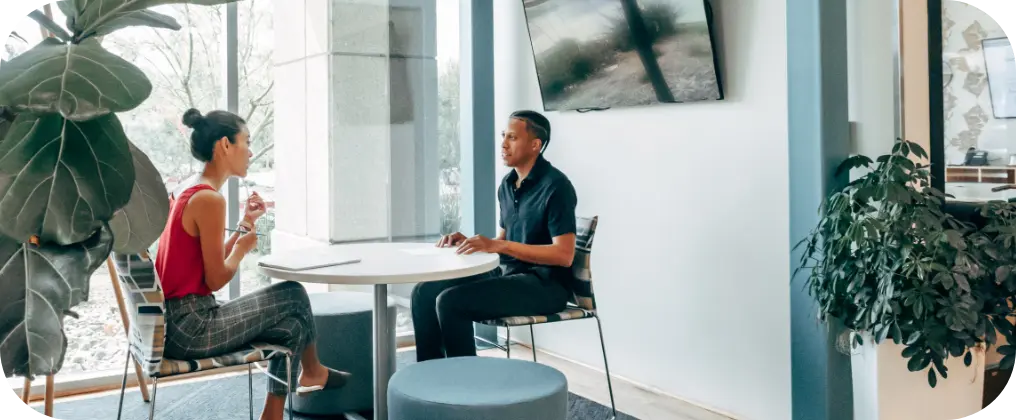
[{"x1": 521, "y1": 0, "x2": 724, "y2": 112}]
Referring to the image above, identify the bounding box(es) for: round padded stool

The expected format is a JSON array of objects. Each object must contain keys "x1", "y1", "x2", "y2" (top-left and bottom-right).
[
  {"x1": 388, "y1": 357, "x2": 568, "y2": 420},
  {"x1": 290, "y1": 291, "x2": 396, "y2": 415}
]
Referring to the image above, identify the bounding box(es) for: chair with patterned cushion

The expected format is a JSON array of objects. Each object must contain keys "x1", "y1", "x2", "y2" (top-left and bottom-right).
[
  {"x1": 110, "y1": 252, "x2": 297, "y2": 420},
  {"x1": 479, "y1": 215, "x2": 615, "y2": 419}
]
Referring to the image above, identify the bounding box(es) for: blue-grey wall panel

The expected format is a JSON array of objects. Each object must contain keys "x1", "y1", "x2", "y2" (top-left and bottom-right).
[{"x1": 788, "y1": 0, "x2": 854, "y2": 418}]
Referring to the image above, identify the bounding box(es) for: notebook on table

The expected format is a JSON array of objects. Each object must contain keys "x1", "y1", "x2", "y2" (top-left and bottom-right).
[{"x1": 258, "y1": 252, "x2": 361, "y2": 271}]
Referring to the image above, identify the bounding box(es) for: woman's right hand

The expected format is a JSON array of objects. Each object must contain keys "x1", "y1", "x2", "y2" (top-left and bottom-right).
[{"x1": 236, "y1": 229, "x2": 259, "y2": 254}]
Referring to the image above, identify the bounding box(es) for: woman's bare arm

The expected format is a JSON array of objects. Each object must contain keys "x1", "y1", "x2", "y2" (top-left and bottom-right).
[
  {"x1": 186, "y1": 191, "x2": 247, "y2": 292},
  {"x1": 224, "y1": 230, "x2": 241, "y2": 255}
]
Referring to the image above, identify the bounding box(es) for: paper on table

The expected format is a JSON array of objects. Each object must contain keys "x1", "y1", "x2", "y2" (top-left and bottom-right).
[{"x1": 258, "y1": 253, "x2": 361, "y2": 271}]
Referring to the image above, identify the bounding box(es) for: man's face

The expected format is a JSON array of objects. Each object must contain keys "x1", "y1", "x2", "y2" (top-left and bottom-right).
[{"x1": 501, "y1": 118, "x2": 541, "y2": 168}]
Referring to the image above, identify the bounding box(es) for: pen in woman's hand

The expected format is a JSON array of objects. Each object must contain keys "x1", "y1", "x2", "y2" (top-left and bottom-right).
[{"x1": 225, "y1": 227, "x2": 267, "y2": 237}]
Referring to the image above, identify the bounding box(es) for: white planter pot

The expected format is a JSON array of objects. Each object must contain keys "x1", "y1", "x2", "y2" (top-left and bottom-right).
[{"x1": 850, "y1": 333, "x2": 985, "y2": 420}]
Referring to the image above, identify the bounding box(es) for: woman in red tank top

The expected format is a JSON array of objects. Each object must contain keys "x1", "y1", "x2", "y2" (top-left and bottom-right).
[{"x1": 157, "y1": 108, "x2": 349, "y2": 420}]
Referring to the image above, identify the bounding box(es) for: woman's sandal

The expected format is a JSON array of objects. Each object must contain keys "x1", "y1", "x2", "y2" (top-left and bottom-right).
[{"x1": 295, "y1": 367, "x2": 352, "y2": 394}]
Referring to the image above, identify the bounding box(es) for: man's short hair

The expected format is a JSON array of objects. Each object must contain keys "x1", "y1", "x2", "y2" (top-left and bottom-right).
[{"x1": 510, "y1": 110, "x2": 551, "y2": 152}]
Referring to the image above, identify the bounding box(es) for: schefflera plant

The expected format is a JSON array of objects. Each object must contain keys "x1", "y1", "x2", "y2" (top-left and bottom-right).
[{"x1": 0, "y1": 0, "x2": 237, "y2": 380}]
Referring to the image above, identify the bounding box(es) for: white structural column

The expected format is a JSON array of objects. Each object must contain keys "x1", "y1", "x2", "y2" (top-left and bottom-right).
[{"x1": 271, "y1": 0, "x2": 439, "y2": 294}]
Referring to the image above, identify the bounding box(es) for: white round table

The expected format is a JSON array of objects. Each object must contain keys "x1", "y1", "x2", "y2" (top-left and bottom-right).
[{"x1": 256, "y1": 242, "x2": 500, "y2": 420}]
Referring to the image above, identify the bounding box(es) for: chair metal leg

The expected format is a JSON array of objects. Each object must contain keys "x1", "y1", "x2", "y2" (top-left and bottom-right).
[
  {"x1": 248, "y1": 364, "x2": 254, "y2": 420},
  {"x1": 116, "y1": 351, "x2": 131, "y2": 420},
  {"x1": 44, "y1": 375, "x2": 54, "y2": 416},
  {"x1": 529, "y1": 325, "x2": 537, "y2": 362},
  {"x1": 148, "y1": 378, "x2": 159, "y2": 420},
  {"x1": 505, "y1": 327, "x2": 511, "y2": 359},
  {"x1": 286, "y1": 355, "x2": 294, "y2": 420},
  {"x1": 21, "y1": 377, "x2": 30, "y2": 403},
  {"x1": 595, "y1": 315, "x2": 616, "y2": 419}
]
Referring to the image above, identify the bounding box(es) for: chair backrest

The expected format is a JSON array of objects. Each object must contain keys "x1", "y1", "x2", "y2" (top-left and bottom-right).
[
  {"x1": 570, "y1": 216, "x2": 599, "y2": 310},
  {"x1": 111, "y1": 253, "x2": 167, "y2": 376}
]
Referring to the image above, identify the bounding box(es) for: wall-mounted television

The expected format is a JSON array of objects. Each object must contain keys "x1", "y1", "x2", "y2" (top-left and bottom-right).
[{"x1": 521, "y1": 0, "x2": 724, "y2": 112}]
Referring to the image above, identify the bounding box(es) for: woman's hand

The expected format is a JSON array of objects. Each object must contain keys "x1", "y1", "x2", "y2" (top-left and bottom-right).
[
  {"x1": 235, "y1": 229, "x2": 259, "y2": 255},
  {"x1": 244, "y1": 192, "x2": 267, "y2": 224}
]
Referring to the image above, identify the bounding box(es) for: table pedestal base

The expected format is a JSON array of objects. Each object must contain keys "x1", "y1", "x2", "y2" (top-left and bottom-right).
[{"x1": 373, "y1": 284, "x2": 392, "y2": 420}]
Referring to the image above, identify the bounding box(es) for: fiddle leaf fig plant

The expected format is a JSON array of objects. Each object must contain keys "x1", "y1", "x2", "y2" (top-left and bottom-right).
[
  {"x1": 0, "y1": 112, "x2": 135, "y2": 244},
  {"x1": 0, "y1": 225, "x2": 114, "y2": 378},
  {"x1": 0, "y1": 0, "x2": 236, "y2": 380},
  {"x1": 0, "y1": 37, "x2": 153, "y2": 120},
  {"x1": 796, "y1": 139, "x2": 1016, "y2": 388},
  {"x1": 110, "y1": 141, "x2": 173, "y2": 254}
]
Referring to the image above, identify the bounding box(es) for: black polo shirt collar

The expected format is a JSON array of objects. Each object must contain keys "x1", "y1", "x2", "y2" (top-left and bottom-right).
[{"x1": 505, "y1": 155, "x2": 550, "y2": 188}]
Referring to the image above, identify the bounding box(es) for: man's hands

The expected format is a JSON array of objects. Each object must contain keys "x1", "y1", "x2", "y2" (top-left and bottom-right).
[
  {"x1": 456, "y1": 235, "x2": 505, "y2": 255},
  {"x1": 436, "y1": 232, "x2": 504, "y2": 255},
  {"x1": 436, "y1": 232, "x2": 467, "y2": 248}
]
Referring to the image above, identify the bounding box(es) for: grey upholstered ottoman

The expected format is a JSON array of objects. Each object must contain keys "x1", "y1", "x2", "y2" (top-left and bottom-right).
[
  {"x1": 290, "y1": 291, "x2": 397, "y2": 415},
  {"x1": 388, "y1": 357, "x2": 568, "y2": 420}
]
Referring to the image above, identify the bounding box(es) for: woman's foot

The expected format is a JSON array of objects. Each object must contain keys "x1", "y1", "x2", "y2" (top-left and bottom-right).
[
  {"x1": 298, "y1": 364, "x2": 328, "y2": 389},
  {"x1": 298, "y1": 365, "x2": 351, "y2": 392}
]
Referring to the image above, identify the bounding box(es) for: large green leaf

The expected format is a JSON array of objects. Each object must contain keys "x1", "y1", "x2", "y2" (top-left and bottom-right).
[
  {"x1": 74, "y1": 0, "x2": 238, "y2": 40},
  {"x1": 0, "y1": 225, "x2": 113, "y2": 378},
  {"x1": 0, "y1": 113, "x2": 134, "y2": 245},
  {"x1": 0, "y1": 107, "x2": 12, "y2": 141},
  {"x1": 54, "y1": 0, "x2": 78, "y2": 19},
  {"x1": 0, "y1": 38, "x2": 151, "y2": 121},
  {"x1": 28, "y1": 11, "x2": 73, "y2": 42},
  {"x1": 91, "y1": 9, "x2": 182, "y2": 38},
  {"x1": 109, "y1": 142, "x2": 169, "y2": 254}
]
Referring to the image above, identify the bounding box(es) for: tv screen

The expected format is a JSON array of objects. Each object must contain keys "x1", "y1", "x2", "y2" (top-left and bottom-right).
[{"x1": 521, "y1": 0, "x2": 724, "y2": 112}]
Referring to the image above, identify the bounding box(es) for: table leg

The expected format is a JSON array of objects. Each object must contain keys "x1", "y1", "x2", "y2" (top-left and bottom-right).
[{"x1": 373, "y1": 284, "x2": 391, "y2": 420}]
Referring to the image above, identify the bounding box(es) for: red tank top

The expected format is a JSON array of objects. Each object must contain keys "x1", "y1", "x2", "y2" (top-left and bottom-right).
[{"x1": 156, "y1": 184, "x2": 216, "y2": 299}]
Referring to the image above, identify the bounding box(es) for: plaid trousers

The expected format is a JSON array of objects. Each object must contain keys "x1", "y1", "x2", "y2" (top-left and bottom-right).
[{"x1": 163, "y1": 281, "x2": 316, "y2": 395}]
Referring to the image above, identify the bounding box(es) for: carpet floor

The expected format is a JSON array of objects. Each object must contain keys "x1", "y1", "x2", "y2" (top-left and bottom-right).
[{"x1": 36, "y1": 350, "x2": 636, "y2": 420}]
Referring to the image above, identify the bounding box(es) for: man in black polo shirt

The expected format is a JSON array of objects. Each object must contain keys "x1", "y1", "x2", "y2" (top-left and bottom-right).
[{"x1": 411, "y1": 110, "x2": 577, "y2": 361}]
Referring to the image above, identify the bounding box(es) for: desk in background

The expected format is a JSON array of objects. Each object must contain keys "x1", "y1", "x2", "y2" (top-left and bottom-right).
[{"x1": 946, "y1": 166, "x2": 1016, "y2": 184}]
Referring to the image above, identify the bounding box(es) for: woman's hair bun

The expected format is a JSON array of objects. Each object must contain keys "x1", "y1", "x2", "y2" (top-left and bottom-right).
[{"x1": 182, "y1": 108, "x2": 204, "y2": 129}]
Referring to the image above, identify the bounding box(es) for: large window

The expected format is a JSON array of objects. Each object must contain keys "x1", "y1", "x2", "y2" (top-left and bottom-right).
[
  {"x1": 437, "y1": 0, "x2": 463, "y2": 237},
  {"x1": 237, "y1": 0, "x2": 277, "y2": 297},
  {"x1": 3, "y1": 0, "x2": 477, "y2": 390},
  {"x1": 386, "y1": 0, "x2": 463, "y2": 336}
]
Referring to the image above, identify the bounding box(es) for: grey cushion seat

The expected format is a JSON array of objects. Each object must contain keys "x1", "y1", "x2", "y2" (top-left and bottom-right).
[
  {"x1": 291, "y1": 291, "x2": 397, "y2": 415},
  {"x1": 388, "y1": 357, "x2": 568, "y2": 420}
]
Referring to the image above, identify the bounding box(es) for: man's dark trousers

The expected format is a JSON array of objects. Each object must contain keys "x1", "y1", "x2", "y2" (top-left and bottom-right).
[{"x1": 410, "y1": 266, "x2": 570, "y2": 361}]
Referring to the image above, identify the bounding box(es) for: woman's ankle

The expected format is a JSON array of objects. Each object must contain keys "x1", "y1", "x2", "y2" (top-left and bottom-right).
[{"x1": 302, "y1": 361, "x2": 327, "y2": 376}]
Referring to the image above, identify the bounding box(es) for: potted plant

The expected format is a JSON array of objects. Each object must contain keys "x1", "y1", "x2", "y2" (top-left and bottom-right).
[
  {"x1": 0, "y1": 0, "x2": 236, "y2": 382},
  {"x1": 796, "y1": 139, "x2": 1016, "y2": 419}
]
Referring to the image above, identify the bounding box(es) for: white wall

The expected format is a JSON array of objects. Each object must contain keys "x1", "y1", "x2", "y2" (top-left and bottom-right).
[
  {"x1": 847, "y1": 0, "x2": 898, "y2": 159},
  {"x1": 494, "y1": 1, "x2": 790, "y2": 419}
]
